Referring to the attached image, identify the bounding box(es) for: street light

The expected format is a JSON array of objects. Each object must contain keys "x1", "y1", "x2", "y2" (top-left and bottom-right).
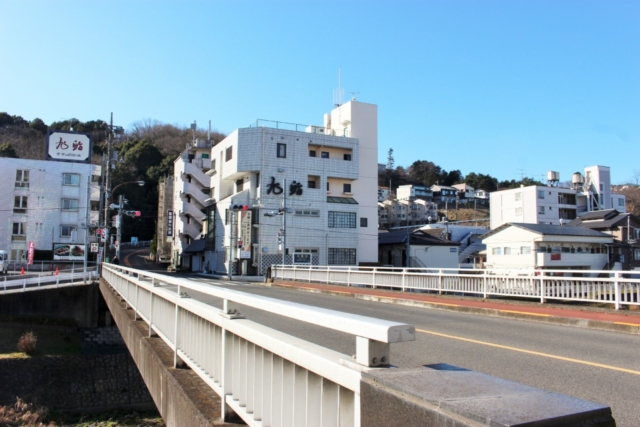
[{"x1": 105, "y1": 180, "x2": 145, "y2": 262}]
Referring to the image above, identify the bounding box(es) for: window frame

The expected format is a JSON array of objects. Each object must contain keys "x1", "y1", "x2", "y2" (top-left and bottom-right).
[
  {"x1": 277, "y1": 143, "x2": 287, "y2": 158},
  {"x1": 62, "y1": 198, "x2": 79, "y2": 211},
  {"x1": 321, "y1": 151, "x2": 329, "y2": 159},
  {"x1": 328, "y1": 211, "x2": 356, "y2": 228},
  {"x1": 62, "y1": 173, "x2": 81, "y2": 186},
  {"x1": 60, "y1": 224, "x2": 77, "y2": 238},
  {"x1": 13, "y1": 196, "x2": 28, "y2": 214},
  {"x1": 343, "y1": 183, "x2": 352, "y2": 193},
  {"x1": 15, "y1": 169, "x2": 29, "y2": 188},
  {"x1": 328, "y1": 248, "x2": 356, "y2": 265}
]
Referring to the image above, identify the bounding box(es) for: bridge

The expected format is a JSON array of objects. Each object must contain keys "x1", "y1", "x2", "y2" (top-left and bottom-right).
[{"x1": 96, "y1": 264, "x2": 620, "y2": 426}]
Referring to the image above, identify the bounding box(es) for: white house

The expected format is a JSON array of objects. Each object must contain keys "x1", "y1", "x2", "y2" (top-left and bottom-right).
[
  {"x1": 482, "y1": 223, "x2": 613, "y2": 271},
  {"x1": 490, "y1": 165, "x2": 626, "y2": 229},
  {"x1": 0, "y1": 157, "x2": 101, "y2": 262},
  {"x1": 197, "y1": 99, "x2": 378, "y2": 275},
  {"x1": 378, "y1": 229, "x2": 459, "y2": 268}
]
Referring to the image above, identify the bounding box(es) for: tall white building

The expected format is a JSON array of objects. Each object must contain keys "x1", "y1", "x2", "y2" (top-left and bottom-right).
[
  {"x1": 0, "y1": 157, "x2": 101, "y2": 261},
  {"x1": 192, "y1": 100, "x2": 378, "y2": 275},
  {"x1": 490, "y1": 165, "x2": 626, "y2": 230}
]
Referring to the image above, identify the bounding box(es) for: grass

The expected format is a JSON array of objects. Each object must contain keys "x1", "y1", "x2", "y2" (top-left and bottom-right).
[{"x1": 0, "y1": 323, "x2": 80, "y2": 358}]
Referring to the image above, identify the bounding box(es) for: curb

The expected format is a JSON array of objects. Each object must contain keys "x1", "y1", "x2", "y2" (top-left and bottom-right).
[{"x1": 267, "y1": 281, "x2": 640, "y2": 336}]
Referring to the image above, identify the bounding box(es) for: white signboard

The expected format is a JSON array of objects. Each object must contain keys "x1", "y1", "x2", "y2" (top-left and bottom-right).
[{"x1": 47, "y1": 131, "x2": 91, "y2": 163}]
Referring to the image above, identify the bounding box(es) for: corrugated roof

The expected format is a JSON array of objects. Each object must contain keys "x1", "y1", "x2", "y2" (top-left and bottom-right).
[
  {"x1": 379, "y1": 229, "x2": 458, "y2": 246},
  {"x1": 482, "y1": 222, "x2": 612, "y2": 240}
]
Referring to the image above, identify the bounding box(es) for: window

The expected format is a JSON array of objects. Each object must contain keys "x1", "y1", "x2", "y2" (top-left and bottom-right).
[
  {"x1": 294, "y1": 209, "x2": 320, "y2": 217},
  {"x1": 515, "y1": 193, "x2": 521, "y2": 201},
  {"x1": 343, "y1": 154, "x2": 352, "y2": 161},
  {"x1": 309, "y1": 150, "x2": 316, "y2": 157},
  {"x1": 492, "y1": 247, "x2": 502, "y2": 255},
  {"x1": 294, "y1": 248, "x2": 317, "y2": 264},
  {"x1": 60, "y1": 224, "x2": 76, "y2": 237},
  {"x1": 91, "y1": 201, "x2": 100, "y2": 211},
  {"x1": 91, "y1": 174, "x2": 100, "y2": 183},
  {"x1": 62, "y1": 199, "x2": 79, "y2": 211},
  {"x1": 63, "y1": 173, "x2": 80, "y2": 186},
  {"x1": 343, "y1": 183, "x2": 352, "y2": 193},
  {"x1": 328, "y1": 248, "x2": 356, "y2": 265},
  {"x1": 635, "y1": 249, "x2": 640, "y2": 261},
  {"x1": 360, "y1": 217, "x2": 368, "y2": 227},
  {"x1": 327, "y1": 182, "x2": 330, "y2": 191},
  {"x1": 515, "y1": 207, "x2": 522, "y2": 215},
  {"x1": 12, "y1": 223, "x2": 26, "y2": 241},
  {"x1": 15, "y1": 170, "x2": 29, "y2": 188},
  {"x1": 225, "y1": 146, "x2": 233, "y2": 161},
  {"x1": 538, "y1": 206, "x2": 545, "y2": 214},
  {"x1": 308, "y1": 181, "x2": 316, "y2": 189},
  {"x1": 14, "y1": 196, "x2": 27, "y2": 214},
  {"x1": 321, "y1": 151, "x2": 329, "y2": 159},
  {"x1": 618, "y1": 198, "x2": 625, "y2": 207},
  {"x1": 504, "y1": 247, "x2": 512, "y2": 255},
  {"x1": 328, "y1": 211, "x2": 356, "y2": 228},
  {"x1": 538, "y1": 190, "x2": 545, "y2": 199},
  {"x1": 520, "y1": 246, "x2": 532, "y2": 255},
  {"x1": 277, "y1": 143, "x2": 287, "y2": 158}
]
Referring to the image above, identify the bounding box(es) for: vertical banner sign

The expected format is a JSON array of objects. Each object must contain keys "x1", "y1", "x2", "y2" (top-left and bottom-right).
[
  {"x1": 167, "y1": 210, "x2": 174, "y2": 241},
  {"x1": 27, "y1": 241, "x2": 35, "y2": 265},
  {"x1": 240, "y1": 211, "x2": 252, "y2": 258}
]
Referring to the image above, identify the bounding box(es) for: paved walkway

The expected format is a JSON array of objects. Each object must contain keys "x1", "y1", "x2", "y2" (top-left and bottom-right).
[{"x1": 270, "y1": 280, "x2": 640, "y2": 335}]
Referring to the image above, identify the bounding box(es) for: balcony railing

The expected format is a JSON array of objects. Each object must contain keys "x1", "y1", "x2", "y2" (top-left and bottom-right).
[{"x1": 248, "y1": 119, "x2": 350, "y2": 137}]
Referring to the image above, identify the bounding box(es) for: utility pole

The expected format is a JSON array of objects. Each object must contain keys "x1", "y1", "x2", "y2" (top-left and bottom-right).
[
  {"x1": 282, "y1": 179, "x2": 287, "y2": 266},
  {"x1": 102, "y1": 113, "x2": 114, "y2": 262},
  {"x1": 84, "y1": 175, "x2": 90, "y2": 274},
  {"x1": 116, "y1": 194, "x2": 124, "y2": 260}
]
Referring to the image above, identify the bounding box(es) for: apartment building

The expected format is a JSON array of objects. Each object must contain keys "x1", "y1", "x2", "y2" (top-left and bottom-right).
[
  {"x1": 171, "y1": 139, "x2": 213, "y2": 270},
  {"x1": 490, "y1": 165, "x2": 626, "y2": 230},
  {"x1": 189, "y1": 100, "x2": 379, "y2": 275},
  {"x1": 396, "y1": 184, "x2": 433, "y2": 201},
  {"x1": 378, "y1": 199, "x2": 438, "y2": 229},
  {"x1": 0, "y1": 157, "x2": 101, "y2": 261}
]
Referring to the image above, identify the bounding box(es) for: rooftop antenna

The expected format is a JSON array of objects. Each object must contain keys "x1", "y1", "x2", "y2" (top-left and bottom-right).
[
  {"x1": 515, "y1": 169, "x2": 526, "y2": 180},
  {"x1": 208, "y1": 120, "x2": 211, "y2": 142},
  {"x1": 333, "y1": 67, "x2": 343, "y2": 107},
  {"x1": 349, "y1": 91, "x2": 359, "y2": 101}
]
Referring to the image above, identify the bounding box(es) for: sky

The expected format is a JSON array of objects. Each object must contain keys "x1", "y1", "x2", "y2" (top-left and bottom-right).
[{"x1": 1, "y1": 0, "x2": 638, "y2": 185}]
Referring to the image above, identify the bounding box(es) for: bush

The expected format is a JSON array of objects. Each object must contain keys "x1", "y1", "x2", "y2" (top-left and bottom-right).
[{"x1": 17, "y1": 331, "x2": 37, "y2": 355}]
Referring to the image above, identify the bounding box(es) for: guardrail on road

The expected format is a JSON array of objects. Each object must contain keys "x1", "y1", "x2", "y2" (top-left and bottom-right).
[
  {"x1": 272, "y1": 265, "x2": 640, "y2": 310},
  {"x1": 101, "y1": 265, "x2": 415, "y2": 426}
]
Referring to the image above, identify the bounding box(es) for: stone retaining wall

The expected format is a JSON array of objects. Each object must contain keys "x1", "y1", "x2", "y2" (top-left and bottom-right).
[{"x1": 0, "y1": 352, "x2": 153, "y2": 411}]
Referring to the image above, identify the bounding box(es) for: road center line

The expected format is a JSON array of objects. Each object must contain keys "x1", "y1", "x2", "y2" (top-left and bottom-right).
[{"x1": 416, "y1": 328, "x2": 640, "y2": 376}]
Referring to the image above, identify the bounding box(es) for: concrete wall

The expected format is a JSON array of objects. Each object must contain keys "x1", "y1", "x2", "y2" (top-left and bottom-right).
[{"x1": 0, "y1": 283, "x2": 101, "y2": 327}]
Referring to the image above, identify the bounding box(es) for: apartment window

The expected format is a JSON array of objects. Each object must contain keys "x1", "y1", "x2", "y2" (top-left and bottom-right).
[
  {"x1": 91, "y1": 174, "x2": 100, "y2": 183},
  {"x1": 538, "y1": 190, "x2": 545, "y2": 199},
  {"x1": 15, "y1": 170, "x2": 29, "y2": 188},
  {"x1": 63, "y1": 173, "x2": 80, "y2": 186},
  {"x1": 328, "y1": 211, "x2": 356, "y2": 228},
  {"x1": 634, "y1": 249, "x2": 640, "y2": 261},
  {"x1": 225, "y1": 146, "x2": 233, "y2": 161},
  {"x1": 515, "y1": 207, "x2": 522, "y2": 215},
  {"x1": 538, "y1": 206, "x2": 545, "y2": 214},
  {"x1": 60, "y1": 224, "x2": 76, "y2": 238},
  {"x1": 12, "y1": 223, "x2": 26, "y2": 241},
  {"x1": 91, "y1": 201, "x2": 100, "y2": 211},
  {"x1": 360, "y1": 217, "x2": 368, "y2": 227},
  {"x1": 211, "y1": 159, "x2": 217, "y2": 172},
  {"x1": 309, "y1": 150, "x2": 316, "y2": 157},
  {"x1": 321, "y1": 151, "x2": 329, "y2": 159},
  {"x1": 62, "y1": 199, "x2": 79, "y2": 211},
  {"x1": 344, "y1": 154, "x2": 352, "y2": 161},
  {"x1": 295, "y1": 209, "x2": 320, "y2": 217},
  {"x1": 308, "y1": 181, "x2": 316, "y2": 189},
  {"x1": 328, "y1": 248, "x2": 356, "y2": 265},
  {"x1": 492, "y1": 247, "x2": 502, "y2": 255},
  {"x1": 515, "y1": 193, "x2": 521, "y2": 201},
  {"x1": 277, "y1": 143, "x2": 287, "y2": 158},
  {"x1": 14, "y1": 196, "x2": 28, "y2": 214},
  {"x1": 520, "y1": 246, "x2": 532, "y2": 255},
  {"x1": 618, "y1": 198, "x2": 625, "y2": 207},
  {"x1": 343, "y1": 183, "x2": 352, "y2": 193},
  {"x1": 504, "y1": 247, "x2": 512, "y2": 255}
]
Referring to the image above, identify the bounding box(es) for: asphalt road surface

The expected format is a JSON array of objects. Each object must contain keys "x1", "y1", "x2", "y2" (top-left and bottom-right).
[{"x1": 117, "y1": 249, "x2": 640, "y2": 426}]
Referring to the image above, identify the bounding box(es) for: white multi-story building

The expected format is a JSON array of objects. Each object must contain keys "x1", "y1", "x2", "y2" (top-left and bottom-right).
[
  {"x1": 0, "y1": 157, "x2": 101, "y2": 262},
  {"x1": 396, "y1": 184, "x2": 433, "y2": 201},
  {"x1": 490, "y1": 165, "x2": 627, "y2": 230},
  {"x1": 200, "y1": 100, "x2": 378, "y2": 275},
  {"x1": 171, "y1": 139, "x2": 213, "y2": 269}
]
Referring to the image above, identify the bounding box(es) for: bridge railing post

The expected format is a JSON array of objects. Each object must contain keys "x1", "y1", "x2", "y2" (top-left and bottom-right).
[{"x1": 356, "y1": 336, "x2": 390, "y2": 367}]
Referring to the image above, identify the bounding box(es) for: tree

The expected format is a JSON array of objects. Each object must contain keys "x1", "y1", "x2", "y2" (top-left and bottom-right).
[
  {"x1": 29, "y1": 118, "x2": 47, "y2": 134},
  {"x1": 464, "y1": 172, "x2": 498, "y2": 192},
  {"x1": 0, "y1": 142, "x2": 18, "y2": 158},
  {"x1": 408, "y1": 160, "x2": 442, "y2": 187}
]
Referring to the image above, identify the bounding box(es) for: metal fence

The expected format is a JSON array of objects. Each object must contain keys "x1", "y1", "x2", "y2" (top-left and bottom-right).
[
  {"x1": 272, "y1": 265, "x2": 640, "y2": 310},
  {"x1": 101, "y1": 265, "x2": 415, "y2": 427},
  {"x1": 1, "y1": 267, "x2": 98, "y2": 294}
]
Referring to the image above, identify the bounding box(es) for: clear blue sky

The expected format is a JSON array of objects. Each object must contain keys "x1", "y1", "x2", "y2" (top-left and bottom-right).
[{"x1": 1, "y1": 0, "x2": 638, "y2": 184}]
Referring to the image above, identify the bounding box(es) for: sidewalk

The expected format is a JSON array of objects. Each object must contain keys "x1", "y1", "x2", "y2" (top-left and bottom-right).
[{"x1": 269, "y1": 280, "x2": 640, "y2": 335}]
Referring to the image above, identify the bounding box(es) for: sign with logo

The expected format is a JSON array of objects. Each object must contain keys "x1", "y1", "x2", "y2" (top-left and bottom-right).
[
  {"x1": 240, "y1": 210, "x2": 252, "y2": 252},
  {"x1": 90, "y1": 243, "x2": 99, "y2": 253},
  {"x1": 46, "y1": 131, "x2": 92, "y2": 163},
  {"x1": 167, "y1": 210, "x2": 174, "y2": 239}
]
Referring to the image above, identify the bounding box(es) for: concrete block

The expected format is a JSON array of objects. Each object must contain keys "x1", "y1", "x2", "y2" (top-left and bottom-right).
[{"x1": 361, "y1": 365, "x2": 615, "y2": 427}]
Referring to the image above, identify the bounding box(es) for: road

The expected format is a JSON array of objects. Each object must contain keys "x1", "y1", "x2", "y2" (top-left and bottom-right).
[{"x1": 118, "y1": 249, "x2": 640, "y2": 426}]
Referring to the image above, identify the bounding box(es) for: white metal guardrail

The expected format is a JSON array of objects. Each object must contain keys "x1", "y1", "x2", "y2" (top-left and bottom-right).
[
  {"x1": 1, "y1": 268, "x2": 98, "y2": 294},
  {"x1": 101, "y1": 265, "x2": 415, "y2": 427},
  {"x1": 272, "y1": 265, "x2": 640, "y2": 310}
]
